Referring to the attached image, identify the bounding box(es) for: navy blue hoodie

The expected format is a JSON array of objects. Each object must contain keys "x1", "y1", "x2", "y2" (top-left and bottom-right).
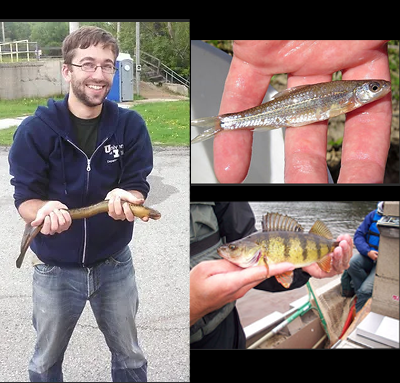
[{"x1": 9, "y1": 95, "x2": 153, "y2": 267}]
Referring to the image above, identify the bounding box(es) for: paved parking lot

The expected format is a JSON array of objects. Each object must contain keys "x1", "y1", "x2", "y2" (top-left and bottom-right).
[{"x1": 0, "y1": 145, "x2": 189, "y2": 382}]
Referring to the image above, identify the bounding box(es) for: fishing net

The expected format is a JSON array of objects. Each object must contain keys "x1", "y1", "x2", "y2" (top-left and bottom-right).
[{"x1": 307, "y1": 277, "x2": 354, "y2": 347}]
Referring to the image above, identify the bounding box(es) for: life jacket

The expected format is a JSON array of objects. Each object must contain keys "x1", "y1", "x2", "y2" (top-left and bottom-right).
[
  {"x1": 366, "y1": 210, "x2": 381, "y2": 251},
  {"x1": 190, "y1": 202, "x2": 235, "y2": 343}
]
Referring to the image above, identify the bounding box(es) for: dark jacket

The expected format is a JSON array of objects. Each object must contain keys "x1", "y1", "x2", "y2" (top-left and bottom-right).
[{"x1": 9, "y1": 95, "x2": 153, "y2": 267}]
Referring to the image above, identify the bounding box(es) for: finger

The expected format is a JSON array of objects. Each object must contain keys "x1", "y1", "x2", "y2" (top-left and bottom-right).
[
  {"x1": 61, "y1": 210, "x2": 72, "y2": 228},
  {"x1": 339, "y1": 45, "x2": 391, "y2": 183},
  {"x1": 217, "y1": 265, "x2": 269, "y2": 298},
  {"x1": 40, "y1": 216, "x2": 51, "y2": 235},
  {"x1": 221, "y1": 263, "x2": 296, "y2": 300},
  {"x1": 53, "y1": 209, "x2": 67, "y2": 234},
  {"x1": 204, "y1": 259, "x2": 249, "y2": 276},
  {"x1": 284, "y1": 74, "x2": 333, "y2": 183},
  {"x1": 214, "y1": 55, "x2": 271, "y2": 183},
  {"x1": 114, "y1": 196, "x2": 123, "y2": 216},
  {"x1": 125, "y1": 193, "x2": 145, "y2": 205},
  {"x1": 31, "y1": 210, "x2": 47, "y2": 227},
  {"x1": 54, "y1": 209, "x2": 66, "y2": 226},
  {"x1": 49, "y1": 211, "x2": 59, "y2": 234},
  {"x1": 267, "y1": 262, "x2": 296, "y2": 277},
  {"x1": 108, "y1": 198, "x2": 115, "y2": 217},
  {"x1": 332, "y1": 245, "x2": 344, "y2": 272},
  {"x1": 122, "y1": 202, "x2": 135, "y2": 222}
]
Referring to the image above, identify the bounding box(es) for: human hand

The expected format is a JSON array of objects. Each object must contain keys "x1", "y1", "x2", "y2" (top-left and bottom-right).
[
  {"x1": 367, "y1": 250, "x2": 379, "y2": 261},
  {"x1": 190, "y1": 259, "x2": 295, "y2": 325},
  {"x1": 215, "y1": 40, "x2": 392, "y2": 183},
  {"x1": 31, "y1": 201, "x2": 72, "y2": 235},
  {"x1": 105, "y1": 188, "x2": 147, "y2": 222},
  {"x1": 302, "y1": 234, "x2": 353, "y2": 278}
]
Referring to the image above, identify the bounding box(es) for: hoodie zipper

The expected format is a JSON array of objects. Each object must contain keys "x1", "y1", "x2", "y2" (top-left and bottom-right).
[{"x1": 67, "y1": 137, "x2": 109, "y2": 265}]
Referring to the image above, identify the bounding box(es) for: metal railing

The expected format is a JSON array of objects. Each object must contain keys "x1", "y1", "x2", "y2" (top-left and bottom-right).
[
  {"x1": 140, "y1": 51, "x2": 189, "y2": 88},
  {"x1": 0, "y1": 40, "x2": 39, "y2": 62}
]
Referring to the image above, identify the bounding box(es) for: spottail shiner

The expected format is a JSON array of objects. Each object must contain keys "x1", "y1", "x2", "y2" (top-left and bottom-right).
[
  {"x1": 191, "y1": 80, "x2": 391, "y2": 144},
  {"x1": 217, "y1": 212, "x2": 339, "y2": 288}
]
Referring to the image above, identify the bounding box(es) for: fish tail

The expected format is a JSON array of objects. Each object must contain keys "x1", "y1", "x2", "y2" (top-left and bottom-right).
[
  {"x1": 191, "y1": 116, "x2": 222, "y2": 144},
  {"x1": 16, "y1": 223, "x2": 42, "y2": 268}
]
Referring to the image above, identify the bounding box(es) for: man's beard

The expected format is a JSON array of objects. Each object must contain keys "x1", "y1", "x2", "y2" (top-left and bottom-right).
[{"x1": 70, "y1": 77, "x2": 111, "y2": 107}]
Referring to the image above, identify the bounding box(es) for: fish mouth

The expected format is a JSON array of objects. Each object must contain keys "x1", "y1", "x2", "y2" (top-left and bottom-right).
[
  {"x1": 217, "y1": 246, "x2": 263, "y2": 268},
  {"x1": 148, "y1": 211, "x2": 161, "y2": 220}
]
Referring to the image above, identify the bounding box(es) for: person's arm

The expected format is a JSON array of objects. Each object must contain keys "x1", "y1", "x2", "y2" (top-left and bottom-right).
[
  {"x1": 190, "y1": 259, "x2": 294, "y2": 326},
  {"x1": 105, "y1": 112, "x2": 153, "y2": 222},
  {"x1": 9, "y1": 120, "x2": 72, "y2": 235},
  {"x1": 18, "y1": 199, "x2": 72, "y2": 235}
]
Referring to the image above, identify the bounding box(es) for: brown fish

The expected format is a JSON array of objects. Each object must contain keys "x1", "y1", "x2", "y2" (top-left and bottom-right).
[{"x1": 16, "y1": 200, "x2": 161, "y2": 268}]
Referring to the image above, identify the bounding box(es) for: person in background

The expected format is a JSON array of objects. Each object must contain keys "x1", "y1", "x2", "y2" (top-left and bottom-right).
[{"x1": 347, "y1": 201, "x2": 384, "y2": 312}]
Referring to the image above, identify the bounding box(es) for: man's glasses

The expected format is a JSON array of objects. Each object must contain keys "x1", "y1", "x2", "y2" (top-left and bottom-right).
[{"x1": 70, "y1": 62, "x2": 117, "y2": 74}]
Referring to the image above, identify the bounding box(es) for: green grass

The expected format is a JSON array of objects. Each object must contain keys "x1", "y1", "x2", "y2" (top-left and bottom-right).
[
  {"x1": 131, "y1": 101, "x2": 189, "y2": 146},
  {"x1": 0, "y1": 99, "x2": 189, "y2": 146},
  {"x1": 0, "y1": 125, "x2": 17, "y2": 146},
  {"x1": 0, "y1": 96, "x2": 64, "y2": 119}
]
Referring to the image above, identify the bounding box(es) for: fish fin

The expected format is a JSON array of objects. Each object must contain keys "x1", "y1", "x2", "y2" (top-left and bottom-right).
[
  {"x1": 191, "y1": 116, "x2": 222, "y2": 144},
  {"x1": 271, "y1": 84, "x2": 310, "y2": 100},
  {"x1": 316, "y1": 254, "x2": 332, "y2": 274},
  {"x1": 275, "y1": 271, "x2": 294, "y2": 289},
  {"x1": 261, "y1": 212, "x2": 304, "y2": 232},
  {"x1": 309, "y1": 219, "x2": 333, "y2": 239}
]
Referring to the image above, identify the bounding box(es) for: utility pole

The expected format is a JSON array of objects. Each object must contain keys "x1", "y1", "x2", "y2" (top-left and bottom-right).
[
  {"x1": 69, "y1": 22, "x2": 79, "y2": 34},
  {"x1": 117, "y1": 22, "x2": 120, "y2": 42},
  {"x1": 1, "y1": 22, "x2": 5, "y2": 42},
  {"x1": 135, "y1": 22, "x2": 140, "y2": 97}
]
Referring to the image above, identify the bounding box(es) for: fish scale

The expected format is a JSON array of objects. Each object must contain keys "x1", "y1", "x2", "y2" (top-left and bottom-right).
[
  {"x1": 218, "y1": 212, "x2": 340, "y2": 288},
  {"x1": 191, "y1": 79, "x2": 391, "y2": 144}
]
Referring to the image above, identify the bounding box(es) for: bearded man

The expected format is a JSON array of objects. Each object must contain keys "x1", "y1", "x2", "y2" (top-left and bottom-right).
[{"x1": 9, "y1": 26, "x2": 152, "y2": 382}]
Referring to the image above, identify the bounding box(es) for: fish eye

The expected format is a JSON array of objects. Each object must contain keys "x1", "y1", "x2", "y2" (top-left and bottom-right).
[
  {"x1": 229, "y1": 244, "x2": 237, "y2": 250},
  {"x1": 369, "y1": 82, "x2": 381, "y2": 92}
]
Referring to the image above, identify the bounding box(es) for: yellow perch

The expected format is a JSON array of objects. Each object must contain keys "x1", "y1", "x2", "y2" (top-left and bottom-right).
[
  {"x1": 191, "y1": 80, "x2": 391, "y2": 144},
  {"x1": 217, "y1": 212, "x2": 339, "y2": 288},
  {"x1": 16, "y1": 200, "x2": 161, "y2": 268}
]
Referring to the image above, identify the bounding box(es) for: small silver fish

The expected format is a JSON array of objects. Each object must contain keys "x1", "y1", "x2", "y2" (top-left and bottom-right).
[{"x1": 191, "y1": 80, "x2": 391, "y2": 144}]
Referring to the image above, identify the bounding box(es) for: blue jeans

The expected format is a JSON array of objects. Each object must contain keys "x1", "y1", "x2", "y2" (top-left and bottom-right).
[
  {"x1": 347, "y1": 253, "x2": 376, "y2": 312},
  {"x1": 28, "y1": 246, "x2": 147, "y2": 382}
]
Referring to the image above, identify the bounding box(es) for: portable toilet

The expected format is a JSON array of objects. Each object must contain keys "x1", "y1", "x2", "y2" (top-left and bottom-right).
[{"x1": 108, "y1": 53, "x2": 134, "y2": 102}]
